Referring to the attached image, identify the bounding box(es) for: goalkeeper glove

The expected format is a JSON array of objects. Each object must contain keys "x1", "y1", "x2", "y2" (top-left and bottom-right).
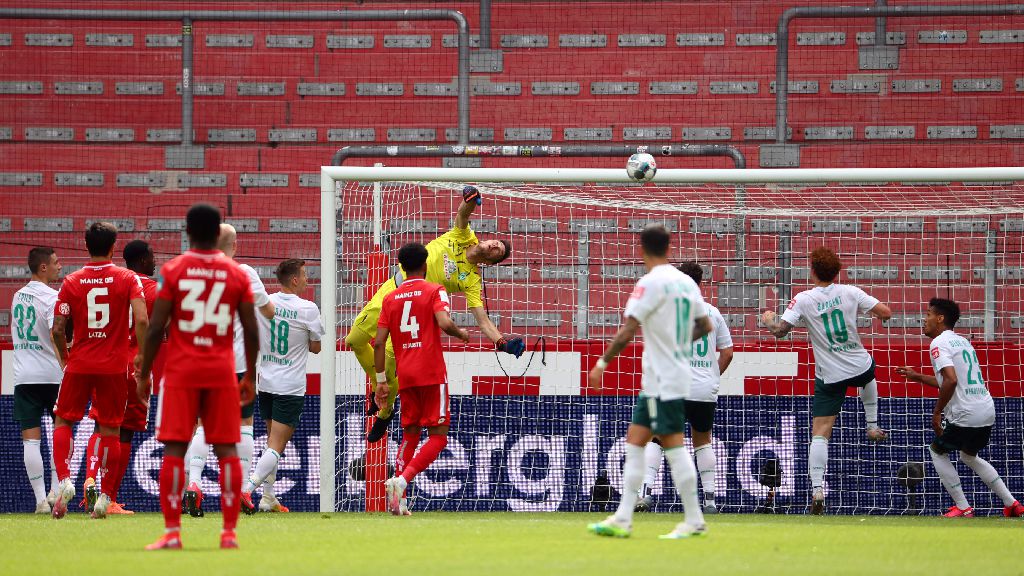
[
  {"x1": 496, "y1": 335, "x2": 526, "y2": 358},
  {"x1": 462, "y1": 185, "x2": 482, "y2": 206}
]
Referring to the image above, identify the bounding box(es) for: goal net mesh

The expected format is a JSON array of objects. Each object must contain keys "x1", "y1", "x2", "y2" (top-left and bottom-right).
[{"x1": 333, "y1": 177, "x2": 1024, "y2": 515}]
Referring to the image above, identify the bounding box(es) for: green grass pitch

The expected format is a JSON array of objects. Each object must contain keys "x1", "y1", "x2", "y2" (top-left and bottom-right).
[{"x1": 1, "y1": 512, "x2": 1020, "y2": 576}]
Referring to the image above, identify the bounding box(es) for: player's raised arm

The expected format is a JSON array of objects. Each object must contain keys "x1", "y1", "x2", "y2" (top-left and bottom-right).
[
  {"x1": 454, "y1": 185, "x2": 481, "y2": 229},
  {"x1": 896, "y1": 366, "x2": 939, "y2": 388},
  {"x1": 436, "y1": 309, "x2": 470, "y2": 342},
  {"x1": 760, "y1": 310, "x2": 794, "y2": 339}
]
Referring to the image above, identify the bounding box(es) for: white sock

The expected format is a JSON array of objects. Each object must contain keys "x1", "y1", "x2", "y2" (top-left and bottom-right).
[
  {"x1": 639, "y1": 441, "x2": 662, "y2": 496},
  {"x1": 238, "y1": 426, "x2": 255, "y2": 477},
  {"x1": 960, "y1": 452, "x2": 1015, "y2": 506},
  {"x1": 23, "y1": 439, "x2": 46, "y2": 504},
  {"x1": 929, "y1": 446, "x2": 970, "y2": 509},
  {"x1": 694, "y1": 444, "x2": 716, "y2": 506},
  {"x1": 664, "y1": 445, "x2": 705, "y2": 527},
  {"x1": 613, "y1": 444, "x2": 645, "y2": 524},
  {"x1": 246, "y1": 448, "x2": 280, "y2": 494},
  {"x1": 263, "y1": 467, "x2": 277, "y2": 499},
  {"x1": 809, "y1": 436, "x2": 829, "y2": 490},
  {"x1": 186, "y1": 426, "x2": 208, "y2": 486},
  {"x1": 859, "y1": 380, "x2": 879, "y2": 428}
]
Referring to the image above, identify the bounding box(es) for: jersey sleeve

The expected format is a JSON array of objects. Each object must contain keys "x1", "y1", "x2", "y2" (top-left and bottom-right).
[
  {"x1": 244, "y1": 266, "x2": 270, "y2": 308},
  {"x1": 713, "y1": 310, "x2": 734, "y2": 349},
  {"x1": 377, "y1": 295, "x2": 392, "y2": 329},
  {"x1": 852, "y1": 286, "x2": 881, "y2": 313},
  {"x1": 54, "y1": 279, "x2": 73, "y2": 318},
  {"x1": 931, "y1": 340, "x2": 955, "y2": 371},
  {"x1": 43, "y1": 290, "x2": 57, "y2": 329},
  {"x1": 306, "y1": 305, "x2": 325, "y2": 342},
  {"x1": 780, "y1": 293, "x2": 804, "y2": 326},
  {"x1": 434, "y1": 287, "x2": 452, "y2": 314},
  {"x1": 623, "y1": 278, "x2": 659, "y2": 323}
]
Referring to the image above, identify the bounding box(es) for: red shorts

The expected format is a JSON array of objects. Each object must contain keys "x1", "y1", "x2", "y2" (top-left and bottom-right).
[
  {"x1": 87, "y1": 369, "x2": 149, "y2": 432},
  {"x1": 55, "y1": 371, "x2": 128, "y2": 428},
  {"x1": 400, "y1": 384, "x2": 450, "y2": 429},
  {"x1": 156, "y1": 385, "x2": 241, "y2": 445}
]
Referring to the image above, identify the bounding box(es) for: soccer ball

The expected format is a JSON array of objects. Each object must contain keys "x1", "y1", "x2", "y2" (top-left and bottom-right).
[{"x1": 626, "y1": 153, "x2": 657, "y2": 181}]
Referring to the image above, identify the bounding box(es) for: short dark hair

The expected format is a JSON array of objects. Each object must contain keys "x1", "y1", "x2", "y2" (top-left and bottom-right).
[
  {"x1": 810, "y1": 247, "x2": 842, "y2": 282},
  {"x1": 85, "y1": 222, "x2": 118, "y2": 257},
  {"x1": 186, "y1": 203, "x2": 221, "y2": 245},
  {"x1": 398, "y1": 242, "x2": 429, "y2": 274},
  {"x1": 28, "y1": 247, "x2": 55, "y2": 274},
  {"x1": 122, "y1": 240, "x2": 151, "y2": 269},
  {"x1": 276, "y1": 258, "x2": 305, "y2": 285},
  {"x1": 677, "y1": 261, "x2": 703, "y2": 285},
  {"x1": 929, "y1": 297, "x2": 961, "y2": 328},
  {"x1": 492, "y1": 239, "x2": 512, "y2": 265},
  {"x1": 639, "y1": 224, "x2": 671, "y2": 257}
]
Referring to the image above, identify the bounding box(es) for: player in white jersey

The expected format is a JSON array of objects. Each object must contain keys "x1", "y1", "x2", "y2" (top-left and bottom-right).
[
  {"x1": 240, "y1": 259, "x2": 324, "y2": 514},
  {"x1": 11, "y1": 247, "x2": 63, "y2": 513},
  {"x1": 636, "y1": 262, "x2": 733, "y2": 514},
  {"x1": 183, "y1": 223, "x2": 275, "y2": 517},
  {"x1": 587, "y1": 225, "x2": 712, "y2": 540},
  {"x1": 761, "y1": 247, "x2": 892, "y2": 515},
  {"x1": 896, "y1": 298, "x2": 1024, "y2": 518}
]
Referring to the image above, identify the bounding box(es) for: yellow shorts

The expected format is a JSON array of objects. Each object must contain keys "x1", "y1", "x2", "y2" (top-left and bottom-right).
[{"x1": 351, "y1": 277, "x2": 399, "y2": 356}]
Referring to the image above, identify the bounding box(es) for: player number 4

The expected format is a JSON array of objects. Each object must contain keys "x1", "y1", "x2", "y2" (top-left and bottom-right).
[
  {"x1": 178, "y1": 279, "x2": 232, "y2": 335},
  {"x1": 400, "y1": 300, "x2": 420, "y2": 340}
]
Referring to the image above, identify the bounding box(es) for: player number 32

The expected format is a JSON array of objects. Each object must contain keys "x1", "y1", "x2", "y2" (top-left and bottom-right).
[{"x1": 178, "y1": 279, "x2": 232, "y2": 335}]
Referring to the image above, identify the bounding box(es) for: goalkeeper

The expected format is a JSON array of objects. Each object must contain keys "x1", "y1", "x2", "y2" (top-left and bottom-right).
[{"x1": 345, "y1": 186, "x2": 525, "y2": 441}]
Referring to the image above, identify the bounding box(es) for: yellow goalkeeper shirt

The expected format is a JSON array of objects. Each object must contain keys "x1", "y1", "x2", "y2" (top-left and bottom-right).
[{"x1": 401, "y1": 225, "x2": 483, "y2": 309}]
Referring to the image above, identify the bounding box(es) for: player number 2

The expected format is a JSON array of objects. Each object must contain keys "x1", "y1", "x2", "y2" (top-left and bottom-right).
[
  {"x1": 819, "y1": 309, "x2": 849, "y2": 344},
  {"x1": 400, "y1": 300, "x2": 420, "y2": 340},
  {"x1": 87, "y1": 287, "x2": 110, "y2": 329},
  {"x1": 12, "y1": 304, "x2": 38, "y2": 341},
  {"x1": 178, "y1": 279, "x2": 232, "y2": 335}
]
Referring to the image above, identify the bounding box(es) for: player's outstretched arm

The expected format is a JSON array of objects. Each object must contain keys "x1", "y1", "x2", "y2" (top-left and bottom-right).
[
  {"x1": 588, "y1": 316, "x2": 641, "y2": 389},
  {"x1": 470, "y1": 306, "x2": 525, "y2": 358},
  {"x1": 372, "y1": 325, "x2": 391, "y2": 408},
  {"x1": 435, "y1": 310, "x2": 470, "y2": 342},
  {"x1": 760, "y1": 310, "x2": 793, "y2": 339},
  {"x1": 454, "y1": 186, "x2": 481, "y2": 229},
  {"x1": 868, "y1": 302, "x2": 893, "y2": 321},
  {"x1": 895, "y1": 366, "x2": 939, "y2": 388}
]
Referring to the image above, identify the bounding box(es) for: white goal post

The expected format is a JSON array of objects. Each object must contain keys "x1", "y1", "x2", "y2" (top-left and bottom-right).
[{"x1": 318, "y1": 165, "x2": 1024, "y2": 514}]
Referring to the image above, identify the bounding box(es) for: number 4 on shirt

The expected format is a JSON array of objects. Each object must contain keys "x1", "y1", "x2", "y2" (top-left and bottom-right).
[{"x1": 400, "y1": 300, "x2": 421, "y2": 340}]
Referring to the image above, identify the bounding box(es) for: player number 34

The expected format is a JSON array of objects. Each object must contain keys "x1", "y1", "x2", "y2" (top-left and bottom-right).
[{"x1": 178, "y1": 279, "x2": 232, "y2": 335}]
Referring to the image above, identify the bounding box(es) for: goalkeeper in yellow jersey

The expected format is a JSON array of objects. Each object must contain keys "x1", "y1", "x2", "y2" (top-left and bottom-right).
[{"x1": 345, "y1": 186, "x2": 525, "y2": 441}]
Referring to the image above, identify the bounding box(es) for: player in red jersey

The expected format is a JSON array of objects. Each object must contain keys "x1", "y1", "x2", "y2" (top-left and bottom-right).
[
  {"x1": 83, "y1": 240, "x2": 163, "y2": 515},
  {"x1": 375, "y1": 242, "x2": 469, "y2": 516},
  {"x1": 136, "y1": 204, "x2": 259, "y2": 551},
  {"x1": 50, "y1": 222, "x2": 149, "y2": 520}
]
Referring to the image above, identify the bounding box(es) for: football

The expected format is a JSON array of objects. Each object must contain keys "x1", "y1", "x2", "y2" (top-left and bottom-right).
[{"x1": 626, "y1": 153, "x2": 657, "y2": 181}]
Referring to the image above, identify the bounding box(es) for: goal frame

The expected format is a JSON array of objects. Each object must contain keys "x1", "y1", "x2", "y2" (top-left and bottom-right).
[{"x1": 317, "y1": 165, "x2": 1024, "y2": 513}]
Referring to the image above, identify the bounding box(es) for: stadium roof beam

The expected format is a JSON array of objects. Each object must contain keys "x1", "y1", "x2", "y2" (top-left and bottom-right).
[
  {"x1": 770, "y1": 2, "x2": 1024, "y2": 167},
  {"x1": 0, "y1": 7, "x2": 474, "y2": 167}
]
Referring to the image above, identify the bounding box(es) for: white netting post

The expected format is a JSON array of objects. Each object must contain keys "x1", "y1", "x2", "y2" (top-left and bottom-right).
[{"x1": 319, "y1": 171, "x2": 337, "y2": 513}]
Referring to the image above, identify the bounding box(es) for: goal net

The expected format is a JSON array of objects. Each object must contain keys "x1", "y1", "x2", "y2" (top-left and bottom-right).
[{"x1": 321, "y1": 166, "x2": 1024, "y2": 515}]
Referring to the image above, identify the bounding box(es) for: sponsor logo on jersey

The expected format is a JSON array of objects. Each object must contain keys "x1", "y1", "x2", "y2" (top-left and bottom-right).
[
  {"x1": 630, "y1": 286, "x2": 645, "y2": 300},
  {"x1": 931, "y1": 348, "x2": 941, "y2": 359},
  {"x1": 59, "y1": 302, "x2": 70, "y2": 315},
  {"x1": 786, "y1": 298, "x2": 796, "y2": 310}
]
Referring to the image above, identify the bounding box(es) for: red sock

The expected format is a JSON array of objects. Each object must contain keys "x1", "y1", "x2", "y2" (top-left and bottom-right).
[
  {"x1": 401, "y1": 434, "x2": 447, "y2": 483},
  {"x1": 220, "y1": 456, "x2": 242, "y2": 532},
  {"x1": 53, "y1": 425, "x2": 73, "y2": 481},
  {"x1": 159, "y1": 455, "x2": 185, "y2": 531},
  {"x1": 85, "y1": 432, "x2": 101, "y2": 480},
  {"x1": 107, "y1": 441, "x2": 133, "y2": 501},
  {"x1": 97, "y1": 435, "x2": 121, "y2": 497},
  {"x1": 396, "y1": 434, "x2": 419, "y2": 477}
]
